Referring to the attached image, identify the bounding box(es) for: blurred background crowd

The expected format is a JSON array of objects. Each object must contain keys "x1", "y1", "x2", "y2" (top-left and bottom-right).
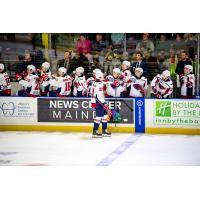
[{"x1": 0, "y1": 33, "x2": 199, "y2": 97}]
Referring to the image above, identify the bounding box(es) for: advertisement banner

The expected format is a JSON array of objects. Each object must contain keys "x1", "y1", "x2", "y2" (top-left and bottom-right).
[
  {"x1": 37, "y1": 98, "x2": 134, "y2": 124},
  {"x1": 0, "y1": 97, "x2": 37, "y2": 124},
  {"x1": 153, "y1": 99, "x2": 200, "y2": 127}
]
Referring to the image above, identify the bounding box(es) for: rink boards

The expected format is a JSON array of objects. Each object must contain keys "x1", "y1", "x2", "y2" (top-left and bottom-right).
[{"x1": 0, "y1": 97, "x2": 199, "y2": 134}]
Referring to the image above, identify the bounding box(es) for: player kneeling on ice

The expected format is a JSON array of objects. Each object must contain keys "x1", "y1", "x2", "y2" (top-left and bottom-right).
[
  {"x1": 120, "y1": 61, "x2": 132, "y2": 97},
  {"x1": 127, "y1": 67, "x2": 147, "y2": 97},
  {"x1": 179, "y1": 65, "x2": 195, "y2": 98},
  {"x1": 0, "y1": 63, "x2": 11, "y2": 96},
  {"x1": 38, "y1": 62, "x2": 51, "y2": 96},
  {"x1": 104, "y1": 67, "x2": 123, "y2": 97},
  {"x1": 16, "y1": 65, "x2": 40, "y2": 97},
  {"x1": 151, "y1": 70, "x2": 173, "y2": 99},
  {"x1": 49, "y1": 67, "x2": 72, "y2": 97},
  {"x1": 86, "y1": 68, "x2": 101, "y2": 97},
  {"x1": 91, "y1": 71, "x2": 111, "y2": 138},
  {"x1": 73, "y1": 67, "x2": 87, "y2": 97}
]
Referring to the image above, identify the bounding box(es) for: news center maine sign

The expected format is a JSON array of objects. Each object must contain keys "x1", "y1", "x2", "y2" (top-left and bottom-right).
[{"x1": 37, "y1": 98, "x2": 134, "y2": 124}]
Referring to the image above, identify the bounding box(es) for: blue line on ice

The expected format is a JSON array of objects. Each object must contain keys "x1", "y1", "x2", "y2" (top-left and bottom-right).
[{"x1": 97, "y1": 134, "x2": 142, "y2": 166}]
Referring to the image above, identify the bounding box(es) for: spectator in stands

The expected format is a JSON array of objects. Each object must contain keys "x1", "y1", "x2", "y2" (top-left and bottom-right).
[
  {"x1": 57, "y1": 50, "x2": 76, "y2": 75},
  {"x1": 34, "y1": 49, "x2": 45, "y2": 69},
  {"x1": 0, "y1": 52, "x2": 4, "y2": 64},
  {"x1": 13, "y1": 55, "x2": 24, "y2": 75},
  {"x1": 69, "y1": 52, "x2": 90, "y2": 78},
  {"x1": 92, "y1": 34, "x2": 107, "y2": 53},
  {"x1": 111, "y1": 33, "x2": 125, "y2": 49},
  {"x1": 75, "y1": 34, "x2": 93, "y2": 64},
  {"x1": 136, "y1": 33, "x2": 155, "y2": 56},
  {"x1": 175, "y1": 50, "x2": 192, "y2": 75},
  {"x1": 20, "y1": 52, "x2": 34, "y2": 73},
  {"x1": 173, "y1": 34, "x2": 186, "y2": 55},
  {"x1": 156, "y1": 34, "x2": 171, "y2": 58},
  {"x1": 103, "y1": 52, "x2": 121, "y2": 76},
  {"x1": 131, "y1": 51, "x2": 148, "y2": 77},
  {"x1": 184, "y1": 33, "x2": 197, "y2": 61}
]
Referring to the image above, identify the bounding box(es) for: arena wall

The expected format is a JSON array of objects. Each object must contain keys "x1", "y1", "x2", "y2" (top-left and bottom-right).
[{"x1": 0, "y1": 97, "x2": 199, "y2": 134}]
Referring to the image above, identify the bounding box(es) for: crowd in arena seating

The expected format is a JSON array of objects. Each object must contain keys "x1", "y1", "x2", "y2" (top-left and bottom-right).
[{"x1": 0, "y1": 33, "x2": 198, "y2": 98}]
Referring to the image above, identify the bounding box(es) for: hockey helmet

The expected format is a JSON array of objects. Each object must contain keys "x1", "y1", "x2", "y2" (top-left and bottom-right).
[
  {"x1": 58, "y1": 67, "x2": 67, "y2": 74},
  {"x1": 95, "y1": 71, "x2": 104, "y2": 80},
  {"x1": 135, "y1": 67, "x2": 143, "y2": 74},
  {"x1": 162, "y1": 70, "x2": 170, "y2": 78},
  {"x1": 122, "y1": 60, "x2": 131, "y2": 68},
  {"x1": 0, "y1": 63, "x2": 5, "y2": 71},
  {"x1": 184, "y1": 65, "x2": 193, "y2": 72},
  {"x1": 113, "y1": 67, "x2": 121, "y2": 74},
  {"x1": 27, "y1": 65, "x2": 36, "y2": 72},
  {"x1": 93, "y1": 68, "x2": 101, "y2": 75},
  {"x1": 76, "y1": 66, "x2": 84, "y2": 74},
  {"x1": 42, "y1": 62, "x2": 50, "y2": 70}
]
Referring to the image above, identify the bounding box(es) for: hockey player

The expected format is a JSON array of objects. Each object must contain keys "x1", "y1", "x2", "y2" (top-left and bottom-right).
[
  {"x1": 91, "y1": 71, "x2": 111, "y2": 137},
  {"x1": 16, "y1": 65, "x2": 40, "y2": 97},
  {"x1": 0, "y1": 63, "x2": 11, "y2": 96},
  {"x1": 104, "y1": 67, "x2": 123, "y2": 97},
  {"x1": 120, "y1": 60, "x2": 132, "y2": 97},
  {"x1": 86, "y1": 68, "x2": 101, "y2": 97},
  {"x1": 73, "y1": 66, "x2": 87, "y2": 97},
  {"x1": 127, "y1": 67, "x2": 148, "y2": 97},
  {"x1": 179, "y1": 65, "x2": 195, "y2": 98},
  {"x1": 38, "y1": 62, "x2": 51, "y2": 96},
  {"x1": 151, "y1": 70, "x2": 173, "y2": 99},
  {"x1": 49, "y1": 67, "x2": 72, "y2": 97}
]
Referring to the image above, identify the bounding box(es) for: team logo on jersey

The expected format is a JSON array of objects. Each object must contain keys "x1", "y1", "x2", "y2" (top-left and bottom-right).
[
  {"x1": 0, "y1": 102, "x2": 16, "y2": 116},
  {"x1": 155, "y1": 101, "x2": 171, "y2": 117}
]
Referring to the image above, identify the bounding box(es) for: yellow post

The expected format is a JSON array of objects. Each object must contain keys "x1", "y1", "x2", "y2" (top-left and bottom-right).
[{"x1": 42, "y1": 33, "x2": 49, "y2": 60}]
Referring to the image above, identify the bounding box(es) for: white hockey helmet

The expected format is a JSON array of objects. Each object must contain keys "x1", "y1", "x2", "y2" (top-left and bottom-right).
[
  {"x1": 93, "y1": 68, "x2": 101, "y2": 75},
  {"x1": 122, "y1": 60, "x2": 131, "y2": 68},
  {"x1": 27, "y1": 65, "x2": 36, "y2": 72},
  {"x1": 113, "y1": 67, "x2": 121, "y2": 74},
  {"x1": 135, "y1": 67, "x2": 143, "y2": 74},
  {"x1": 162, "y1": 70, "x2": 170, "y2": 78},
  {"x1": 0, "y1": 63, "x2": 5, "y2": 71},
  {"x1": 76, "y1": 66, "x2": 84, "y2": 74},
  {"x1": 42, "y1": 62, "x2": 50, "y2": 70},
  {"x1": 95, "y1": 71, "x2": 104, "y2": 80},
  {"x1": 58, "y1": 67, "x2": 67, "y2": 74},
  {"x1": 184, "y1": 65, "x2": 193, "y2": 72}
]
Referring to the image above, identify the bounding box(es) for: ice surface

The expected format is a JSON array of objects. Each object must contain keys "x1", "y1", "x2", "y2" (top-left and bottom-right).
[{"x1": 0, "y1": 131, "x2": 200, "y2": 166}]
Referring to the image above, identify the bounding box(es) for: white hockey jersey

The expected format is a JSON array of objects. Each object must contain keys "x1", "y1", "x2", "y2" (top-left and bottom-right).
[
  {"x1": 120, "y1": 69, "x2": 132, "y2": 92},
  {"x1": 73, "y1": 75, "x2": 87, "y2": 96},
  {"x1": 151, "y1": 74, "x2": 173, "y2": 98},
  {"x1": 86, "y1": 77, "x2": 95, "y2": 97},
  {"x1": 91, "y1": 80, "x2": 105, "y2": 104},
  {"x1": 0, "y1": 72, "x2": 11, "y2": 92},
  {"x1": 49, "y1": 75, "x2": 72, "y2": 96},
  {"x1": 180, "y1": 74, "x2": 195, "y2": 97},
  {"x1": 39, "y1": 71, "x2": 52, "y2": 94},
  {"x1": 127, "y1": 76, "x2": 148, "y2": 97},
  {"x1": 59, "y1": 76, "x2": 72, "y2": 96},
  {"x1": 19, "y1": 74, "x2": 40, "y2": 96},
  {"x1": 104, "y1": 75, "x2": 123, "y2": 97}
]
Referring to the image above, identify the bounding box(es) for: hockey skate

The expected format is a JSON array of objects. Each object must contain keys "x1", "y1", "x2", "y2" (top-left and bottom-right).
[
  {"x1": 92, "y1": 129, "x2": 102, "y2": 138},
  {"x1": 102, "y1": 129, "x2": 112, "y2": 137}
]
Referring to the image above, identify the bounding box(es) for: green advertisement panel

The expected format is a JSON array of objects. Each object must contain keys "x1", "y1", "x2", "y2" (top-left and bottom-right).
[{"x1": 154, "y1": 100, "x2": 200, "y2": 126}]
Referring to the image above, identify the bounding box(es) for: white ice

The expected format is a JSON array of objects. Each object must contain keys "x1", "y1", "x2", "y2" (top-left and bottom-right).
[{"x1": 0, "y1": 131, "x2": 200, "y2": 166}]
